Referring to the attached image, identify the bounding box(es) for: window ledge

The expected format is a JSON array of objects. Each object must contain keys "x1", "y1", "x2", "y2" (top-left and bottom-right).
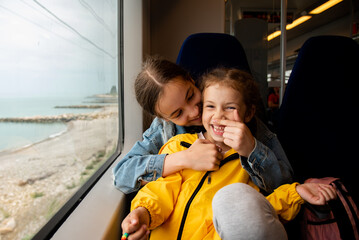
[{"x1": 51, "y1": 144, "x2": 133, "y2": 240}]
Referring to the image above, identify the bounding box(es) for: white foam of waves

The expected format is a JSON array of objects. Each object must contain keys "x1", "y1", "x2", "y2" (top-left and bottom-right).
[{"x1": 49, "y1": 129, "x2": 67, "y2": 138}]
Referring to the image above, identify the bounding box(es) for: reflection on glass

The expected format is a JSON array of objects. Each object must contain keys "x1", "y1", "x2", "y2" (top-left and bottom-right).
[{"x1": 0, "y1": 1, "x2": 118, "y2": 239}]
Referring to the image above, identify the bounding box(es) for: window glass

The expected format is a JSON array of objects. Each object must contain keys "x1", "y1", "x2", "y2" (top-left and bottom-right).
[{"x1": 0, "y1": 1, "x2": 119, "y2": 239}]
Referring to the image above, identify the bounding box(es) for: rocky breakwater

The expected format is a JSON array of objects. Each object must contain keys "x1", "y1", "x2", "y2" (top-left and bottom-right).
[
  {"x1": 0, "y1": 114, "x2": 94, "y2": 123},
  {"x1": 0, "y1": 106, "x2": 117, "y2": 124}
]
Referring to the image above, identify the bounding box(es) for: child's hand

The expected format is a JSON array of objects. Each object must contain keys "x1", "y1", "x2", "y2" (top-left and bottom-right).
[
  {"x1": 213, "y1": 110, "x2": 255, "y2": 157},
  {"x1": 296, "y1": 183, "x2": 337, "y2": 205},
  {"x1": 184, "y1": 139, "x2": 223, "y2": 171},
  {"x1": 162, "y1": 139, "x2": 223, "y2": 177},
  {"x1": 121, "y1": 207, "x2": 150, "y2": 240}
]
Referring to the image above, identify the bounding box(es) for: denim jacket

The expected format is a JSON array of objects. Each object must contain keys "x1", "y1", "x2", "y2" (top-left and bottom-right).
[{"x1": 113, "y1": 117, "x2": 293, "y2": 194}]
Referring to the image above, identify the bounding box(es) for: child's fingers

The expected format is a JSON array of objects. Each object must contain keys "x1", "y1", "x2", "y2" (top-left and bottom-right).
[
  {"x1": 319, "y1": 187, "x2": 331, "y2": 202},
  {"x1": 316, "y1": 191, "x2": 326, "y2": 205},
  {"x1": 319, "y1": 184, "x2": 337, "y2": 200},
  {"x1": 122, "y1": 216, "x2": 140, "y2": 235},
  {"x1": 213, "y1": 118, "x2": 244, "y2": 128},
  {"x1": 318, "y1": 185, "x2": 333, "y2": 202},
  {"x1": 233, "y1": 109, "x2": 243, "y2": 123},
  {"x1": 128, "y1": 225, "x2": 149, "y2": 240},
  {"x1": 212, "y1": 110, "x2": 243, "y2": 127}
]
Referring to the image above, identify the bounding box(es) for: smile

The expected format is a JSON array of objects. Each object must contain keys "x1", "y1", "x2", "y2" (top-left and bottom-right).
[{"x1": 211, "y1": 125, "x2": 225, "y2": 135}]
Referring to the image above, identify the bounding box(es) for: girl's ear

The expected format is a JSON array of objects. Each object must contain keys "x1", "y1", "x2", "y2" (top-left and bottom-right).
[{"x1": 244, "y1": 105, "x2": 256, "y2": 123}]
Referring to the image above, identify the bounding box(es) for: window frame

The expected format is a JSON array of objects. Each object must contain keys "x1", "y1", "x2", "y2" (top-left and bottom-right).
[{"x1": 31, "y1": 0, "x2": 124, "y2": 239}]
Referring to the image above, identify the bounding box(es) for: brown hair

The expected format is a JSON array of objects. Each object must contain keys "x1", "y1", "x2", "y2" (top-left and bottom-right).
[
  {"x1": 200, "y1": 68, "x2": 260, "y2": 119},
  {"x1": 134, "y1": 57, "x2": 192, "y2": 116}
]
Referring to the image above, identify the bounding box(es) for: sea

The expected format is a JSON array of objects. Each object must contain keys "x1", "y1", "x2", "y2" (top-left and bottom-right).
[{"x1": 0, "y1": 96, "x2": 103, "y2": 152}]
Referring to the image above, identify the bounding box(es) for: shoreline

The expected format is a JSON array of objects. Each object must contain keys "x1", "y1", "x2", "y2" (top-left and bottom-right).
[
  {"x1": 0, "y1": 105, "x2": 118, "y2": 155},
  {"x1": 0, "y1": 128, "x2": 68, "y2": 158},
  {"x1": 0, "y1": 105, "x2": 119, "y2": 240}
]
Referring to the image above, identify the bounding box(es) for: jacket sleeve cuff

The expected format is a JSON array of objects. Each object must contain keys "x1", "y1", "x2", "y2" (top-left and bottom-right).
[
  {"x1": 131, "y1": 202, "x2": 162, "y2": 230},
  {"x1": 140, "y1": 154, "x2": 166, "y2": 182},
  {"x1": 247, "y1": 138, "x2": 267, "y2": 169},
  {"x1": 273, "y1": 182, "x2": 305, "y2": 205},
  {"x1": 269, "y1": 182, "x2": 305, "y2": 221},
  {"x1": 241, "y1": 139, "x2": 266, "y2": 190},
  {"x1": 286, "y1": 182, "x2": 305, "y2": 205}
]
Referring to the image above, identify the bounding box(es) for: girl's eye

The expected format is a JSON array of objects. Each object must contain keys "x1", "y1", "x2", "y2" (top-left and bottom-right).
[
  {"x1": 227, "y1": 106, "x2": 236, "y2": 110},
  {"x1": 175, "y1": 110, "x2": 183, "y2": 118},
  {"x1": 204, "y1": 104, "x2": 214, "y2": 108},
  {"x1": 187, "y1": 91, "x2": 194, "y2": 101}
]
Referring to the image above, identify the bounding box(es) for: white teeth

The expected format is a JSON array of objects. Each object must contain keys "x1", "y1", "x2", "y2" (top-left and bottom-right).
[{"x1": 213, "y1": 125, "x2": 224, "y2": 132}]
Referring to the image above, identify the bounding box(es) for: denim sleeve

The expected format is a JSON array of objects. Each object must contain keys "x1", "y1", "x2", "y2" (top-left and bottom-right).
[
  {"x1": 112, "y1": 118, "x2": 175, "y2": 194},
  {"x1": 241, "y1": 137, "x2": 293, "y2": 194}
]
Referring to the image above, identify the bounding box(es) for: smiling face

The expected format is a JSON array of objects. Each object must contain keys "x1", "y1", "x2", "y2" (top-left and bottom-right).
[
  {"x1": 155, "y1": 77, "x2": 202, "y2": 126},
  {"x1": 202, "y1": 83, "x2": 251, "y2": 149}
]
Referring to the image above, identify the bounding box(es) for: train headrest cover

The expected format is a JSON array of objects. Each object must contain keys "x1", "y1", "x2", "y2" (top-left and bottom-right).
[{"x1": 176, "y1": 33, "x2": 251, "y2": 85}]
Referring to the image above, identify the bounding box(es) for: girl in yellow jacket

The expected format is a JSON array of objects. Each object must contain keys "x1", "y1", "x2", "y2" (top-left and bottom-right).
[{"x1": 121, "y1": 68, "x2": 336, "y2": 240}]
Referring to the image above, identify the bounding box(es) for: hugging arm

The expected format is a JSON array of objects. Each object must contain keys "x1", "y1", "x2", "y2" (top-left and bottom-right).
[
  {"x1": 112, "y1": 142, "x2": 167, "y2": 194},
  {"x1": 241, "y1": 119, "x2": 293, "y2": 193},
  {"x1": 243, "y1": 138, "x2": 293, "y2": 193},
  {"x1": 113, "y1": 117, "x2": 224, "y2": 194},
  {"x1": 112, "y1": 118, "x2": 174, "y2": 194}
]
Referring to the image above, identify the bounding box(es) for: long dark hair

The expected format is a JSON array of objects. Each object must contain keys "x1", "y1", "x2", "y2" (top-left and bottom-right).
[{"x1": 134, "y1": 57, "x2": 192, "y2": 116}]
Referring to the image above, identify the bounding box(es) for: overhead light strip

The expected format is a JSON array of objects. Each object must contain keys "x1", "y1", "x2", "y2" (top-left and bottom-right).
[
  {"x1": 310, "y1": 0, "x2": 344, "y2": 14},
  {"x1": 267, "y1": 16, "x2": 312, "y2": 41},
  {"x1": 286, "y1": 16, "x2": 312, "y2": 30},
  {"x1": 267, "y1": 31, "x2": 282, "y2": 41},
  {"x1": 267, "y1": 0, "x2": 343, "y2": 41}
]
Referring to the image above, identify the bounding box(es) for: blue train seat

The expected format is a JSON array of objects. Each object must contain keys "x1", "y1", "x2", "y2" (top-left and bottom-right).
[
  {"x1": 176, "y1": 33, "x2": 251, "y2": 82},
  {"x1": 277, "y1": 35, "x2": 359, "y2": 204}
]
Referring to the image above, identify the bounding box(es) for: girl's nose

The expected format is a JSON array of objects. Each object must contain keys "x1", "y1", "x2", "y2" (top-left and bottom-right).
[{"x1": 214, "y1": 108, "x2": 225, "y2": 119}]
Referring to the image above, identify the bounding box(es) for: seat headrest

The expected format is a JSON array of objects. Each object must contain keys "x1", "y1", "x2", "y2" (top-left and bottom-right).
[{"x1": 176, "y1": 33, "x2": 251, "y2": 83}]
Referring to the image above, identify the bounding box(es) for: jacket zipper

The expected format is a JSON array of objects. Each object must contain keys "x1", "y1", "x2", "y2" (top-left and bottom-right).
[
  {"x1": 177, "y1": 141, "x2": 239, "y2": 239},
  {"x1": 176, "y1": 171, "x2": 209, "y2": 240}
]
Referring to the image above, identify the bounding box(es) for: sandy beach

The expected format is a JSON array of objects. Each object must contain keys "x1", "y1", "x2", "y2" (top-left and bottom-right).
[{"x1": 0, "y1": 106, "x2": 119, "y2": 240}]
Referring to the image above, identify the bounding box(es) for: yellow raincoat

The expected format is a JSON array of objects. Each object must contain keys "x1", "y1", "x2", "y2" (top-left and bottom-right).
[{"x1": 131, "y1": 133, "x2": 304, "y2": 240}]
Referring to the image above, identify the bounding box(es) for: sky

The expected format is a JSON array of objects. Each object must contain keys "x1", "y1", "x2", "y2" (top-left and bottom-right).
[{"x1": 0, "y1": 0, "x2": 118, "y2": 98}]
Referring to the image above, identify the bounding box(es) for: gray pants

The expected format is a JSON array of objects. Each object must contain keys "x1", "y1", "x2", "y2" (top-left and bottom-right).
[{"x1": 212, "y1": 183, "x2": 288, "y2": 240}]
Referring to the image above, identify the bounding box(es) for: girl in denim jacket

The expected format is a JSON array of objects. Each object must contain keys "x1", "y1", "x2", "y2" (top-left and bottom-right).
[{"x1": 113, "y1": 57, "x2": 293, "y2": 194}]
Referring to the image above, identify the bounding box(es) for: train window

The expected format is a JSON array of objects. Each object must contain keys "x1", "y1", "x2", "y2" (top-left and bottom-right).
[{"x1": 0, "y1": 1, "x2": 122, "y2": 239}]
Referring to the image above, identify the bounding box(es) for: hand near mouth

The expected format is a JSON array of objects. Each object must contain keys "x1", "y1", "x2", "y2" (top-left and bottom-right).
[{"x1": 213, "y1": 110, "x2": 255, "y2": 157}]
